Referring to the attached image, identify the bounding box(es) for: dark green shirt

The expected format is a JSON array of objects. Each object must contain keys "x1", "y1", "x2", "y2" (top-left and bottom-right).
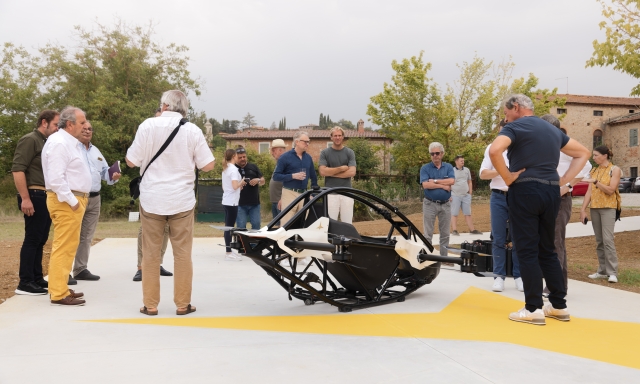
[{"x1": 11, "y1": 129, "x2": 47, "y2": 187}]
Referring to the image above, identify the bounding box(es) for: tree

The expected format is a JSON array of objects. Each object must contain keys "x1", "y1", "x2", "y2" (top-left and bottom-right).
[
  {"x1": 35, "y1": 20, "x2": 202, "y2": 175},
  {"x1": 221, "y1": 119, "x2": 239, "y2": 133},
  {"x1": 278, "y1": 117, "x2": 286, "y2": 130},
  {"x1": 211, "y1": 134, "x2": 227, "y2": 149},
  {"x1": 270, "y1": 121, "x2": 276, "y2": 130},
  {"x1": 208, "y1": 118, "x2": 222, "y2": 135},
  {"x1": 319, "y1": 113, "x2": 333, "y2": 129},
  {"x1": 587, "y1": 0, "x2": 640, "y2": 95},
  {"x1": 0, "y1": 43, "x2": 44, "y2": 173},
  {"x1": 336, "y1": 119, "x2": 355, "y2": 130},
  {"x1": 241, "y1": 112, "x2": 256, "y2": 128},
  {"x1": 347, "y1": 138, "x2": 380, "y2": 178},
  {"x1": 367, "y1": 52, "x2": 455, "y2": 173}
]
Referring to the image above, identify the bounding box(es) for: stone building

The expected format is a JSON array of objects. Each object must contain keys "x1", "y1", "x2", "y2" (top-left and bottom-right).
[
  {"x1": 548, "y1": 94, "x2": 640, "y2": 178},
  {"x1": 222, "y1": 124, "x2": 392, "y2": 173}
]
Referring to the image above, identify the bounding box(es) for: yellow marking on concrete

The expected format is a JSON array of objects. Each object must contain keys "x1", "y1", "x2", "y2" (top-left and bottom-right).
[{"x1": 89, "y1": 287, "x2": 640, "y2": 370}]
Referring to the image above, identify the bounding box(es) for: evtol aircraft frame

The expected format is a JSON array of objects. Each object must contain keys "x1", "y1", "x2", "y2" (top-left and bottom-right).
[{"x1": 226, "y1": 187, "x2": 487, "y2": 312}]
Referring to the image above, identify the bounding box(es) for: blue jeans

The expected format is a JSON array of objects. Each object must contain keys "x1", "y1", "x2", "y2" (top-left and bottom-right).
[
  {"x1": 223, "y1": 205, "x2": 238, "y2": 253},
  {"x1": 271, "y1": 203, "x2": 281, "y2": 226},
  {"x1": 490, "y1": 191, "x2": 520, "y2": 278},
  {"x1": 508, "y1": 182, "x2": 565, "y2": 312},
  {"x1": 237, "y1": 204, "x2": 261, "y2": 229}
]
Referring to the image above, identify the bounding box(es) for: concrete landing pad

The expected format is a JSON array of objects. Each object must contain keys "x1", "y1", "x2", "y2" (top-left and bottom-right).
[{"x1": 1, "y1": 237, "x2": 639, "y2": 383}]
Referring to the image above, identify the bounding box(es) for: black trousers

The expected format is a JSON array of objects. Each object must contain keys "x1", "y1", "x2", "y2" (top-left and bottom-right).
[
  {"x1": 223, "y1": 205, "x2": 239, "y2": 253},
  {"x1": 507, "y1": 182, "x2": 566, "y2": 312},
  {"x1": 17, "y1": 190, "x2": 52, "y2": 284}
]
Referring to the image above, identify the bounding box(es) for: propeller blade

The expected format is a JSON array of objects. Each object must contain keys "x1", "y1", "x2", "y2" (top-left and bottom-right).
[{"x1": 211, "y1": 225, "x2": 235, "y2": 231}]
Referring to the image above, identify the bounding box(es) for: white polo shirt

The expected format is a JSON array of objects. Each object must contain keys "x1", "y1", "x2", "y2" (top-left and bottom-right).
[
  {"x1": 479, "y1": 144, "x2": 509, "y2": 192},
  {"x1": 126, "y1": 111, "x2": 215, "y2": 215},
  {"x1": 557, "y1": 152, "x2": 592, "y2": 180},
  {"x1": 42, "y1": 129, "x2": 92, "y2": 207}
]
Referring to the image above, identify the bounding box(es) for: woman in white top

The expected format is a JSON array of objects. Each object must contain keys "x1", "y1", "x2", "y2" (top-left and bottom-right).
[{"x1": 222, "y1": 149, "x2": 246, "y2": 261}]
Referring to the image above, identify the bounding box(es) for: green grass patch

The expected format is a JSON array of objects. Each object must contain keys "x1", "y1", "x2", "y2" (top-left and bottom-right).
[{"x1": 619, "y1": 268, "x2": 640, "y2": 286}]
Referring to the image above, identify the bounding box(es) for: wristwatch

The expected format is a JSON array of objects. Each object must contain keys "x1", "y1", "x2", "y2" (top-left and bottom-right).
[
  {"x1": 565, "y1": 183, "x2": 573, "y2": 192},
  {"x1": 593, "y1": 180, "x2": 598, "y2": 185},
  {"x1": 434, "y1": 179, "x2": 438, "y2": 184}
]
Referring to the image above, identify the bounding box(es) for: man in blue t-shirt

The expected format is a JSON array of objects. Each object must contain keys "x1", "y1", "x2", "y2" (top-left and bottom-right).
[
  {"x1": 489, "y1": 94, "x2": 590, "y2": 326},
  {"x1": 419, "y1": 142, "x2": 455, "y2": 256}
]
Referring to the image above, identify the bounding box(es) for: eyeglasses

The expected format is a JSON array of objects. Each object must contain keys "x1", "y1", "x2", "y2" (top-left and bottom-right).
[
  {"x1": 236, "y1": 148, "x2": 246, "y2": 154},
  {"x1": 430, "y1": 152, "x2": 441, "y2": 156},
  {"x1": 299, "y1": 140, "x2": 310, "y2": 144},
  {"x1": 84, "y1": 128, "x2": 93, "y2": 132}
]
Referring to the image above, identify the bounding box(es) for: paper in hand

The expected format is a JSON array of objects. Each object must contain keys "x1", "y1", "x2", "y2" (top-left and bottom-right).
[{"x1": 108, "y1": 160, "x2": 121, "y2": 181}]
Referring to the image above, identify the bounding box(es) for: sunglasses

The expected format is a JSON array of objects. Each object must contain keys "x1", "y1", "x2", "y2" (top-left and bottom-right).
[
  {"x1": 430, "y1": 152, "x2": 441, "y2": 156},
  {"x1": 299, "y1": 140, "x2": 310, "y2": 144},
  {"x1": 236, "y1": 148, "x2": 246, "y2": 154}
]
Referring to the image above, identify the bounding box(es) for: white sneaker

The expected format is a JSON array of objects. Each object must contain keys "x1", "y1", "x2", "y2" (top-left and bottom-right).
[
  {"x1": 225, "y1": 253, "x2": 242, "y2": 261},
  {"x1": 542, "y1": 303, "x2": 570, "y2": 322},
  {"x1": 492, "y1": 277, "x2": 505, "y2": 292},
  {"x1": 514, "y1": 277, "x2": 524, "y2": 292},
  {"x1": 509, "y1": 307, "x2": 546, "y2": 325},
  {"x1": 588, "y1": 272, "x2": 607, "y2": 279},
  {"x1": 608, "y1": 275, "x2": 618, "y2": 283}
]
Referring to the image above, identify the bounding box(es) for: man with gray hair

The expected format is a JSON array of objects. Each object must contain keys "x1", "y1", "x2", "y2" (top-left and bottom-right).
[
  {"x1": 419, "y1": 142, "x2": 455, "y2": 256},
  {"x1": 42, "y1": 106, "x2": 91, "y2": 306},
  {"x1": 490, "y1": 94, "x2": 590, "y2": 325},
  {"x1": 540, "y1": 114, "x2": 592, "y2": 297},
  {"x1": 126, "y1": 90, "x2": 215, "y2": 316},
  {"x1": 273, "y1": 131, "x2": 318, "y2": 226}
]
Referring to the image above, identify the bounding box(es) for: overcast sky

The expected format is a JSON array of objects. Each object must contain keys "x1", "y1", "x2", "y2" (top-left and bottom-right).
[{"x1": 1, "y1": 0, "x2": 636, "y2": 128}]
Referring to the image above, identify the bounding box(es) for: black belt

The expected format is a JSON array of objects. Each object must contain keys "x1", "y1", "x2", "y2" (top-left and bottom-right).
[
  {"x1": 284, "y1": 187, "x2": 306, "y2": 194},
  {"x1": 425, "y1": 197, "x2": 449, "y2": 204},
  {"x1": 491, "y1": 189, "x2": 508, "y2": 196},
  {"x1": 514, "y1": 178, "x2": 559, "y2": 186},
  {"x1": 89, "y1": 192, "x2": 100, "y2": 197}
]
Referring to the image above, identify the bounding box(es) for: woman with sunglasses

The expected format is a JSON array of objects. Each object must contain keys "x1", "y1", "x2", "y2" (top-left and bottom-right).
[{"x1": 221, "y1": 148, "x2": 246, "y2": 261}]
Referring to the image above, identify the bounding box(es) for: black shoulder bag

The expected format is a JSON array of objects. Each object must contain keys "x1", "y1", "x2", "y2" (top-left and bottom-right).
[{"x1": 129, "y1": 118, "x2": 188, "y2": 205}]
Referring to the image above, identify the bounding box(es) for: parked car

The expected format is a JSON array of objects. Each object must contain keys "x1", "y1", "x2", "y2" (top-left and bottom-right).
[
  {"x1": 619, "y1": 177, "x2": 637, "y2": 193},
  {"x1": 635, "y1": 177, "x2": 640, "y2": 193},
  {"x1": 572, "y1": 181, "x2": 590, "y2": 197}
]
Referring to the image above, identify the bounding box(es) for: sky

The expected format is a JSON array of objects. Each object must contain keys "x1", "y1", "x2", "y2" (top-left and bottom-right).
[{"x1": 0, "y1": 0, "x2": 636, "y2": 128}]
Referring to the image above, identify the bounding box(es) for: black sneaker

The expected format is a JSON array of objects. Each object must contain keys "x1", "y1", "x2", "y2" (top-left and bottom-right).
[
  {"x1": 68, "y1": 275, "x2": 77, "y2": 285},
  {"x1": 133, "y1": 270, "x2": 142, "y2": 282},
  {"x1": 160, "y1": 266, "x2": 173, "y2": 277},
  {"x1": 15, "y1": 282, "x2": 47, "y2": 296},
  {"x1": 75, "y1": 269, "x2": 100, "y2": 281},
  {"x1": 35, "y1": 279, "x2": 49, "y2": 289}
]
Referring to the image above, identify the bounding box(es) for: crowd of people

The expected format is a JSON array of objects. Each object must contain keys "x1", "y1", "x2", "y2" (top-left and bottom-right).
[{"x1": 11, "y1": 91, "x2": 621, "y2": 324}]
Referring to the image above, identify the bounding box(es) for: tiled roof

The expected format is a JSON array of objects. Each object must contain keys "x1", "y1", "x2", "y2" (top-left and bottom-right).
[
  {"x1": 607, "y1": 112, "x2": 640, "y2": 126},
  {"x1": 222, "y1": 130, "x2": 390, "y2": 140},
  {"x1": 551, "y1": 94, "x2": 640, "y2": 107}
]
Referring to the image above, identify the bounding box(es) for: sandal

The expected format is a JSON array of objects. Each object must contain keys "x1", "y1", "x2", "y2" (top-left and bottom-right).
[
  {"x1": 176, "y1": 304, "x2": 196, "y2": 316},
  {"x1": 140, "y1": 306, "x2": 158, "y2": 316}
]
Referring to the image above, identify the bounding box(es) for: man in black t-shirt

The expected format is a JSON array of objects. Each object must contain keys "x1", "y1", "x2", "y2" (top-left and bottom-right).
[
  {"x1": 235, "y1": 147, "x2": 265, "y2": 229},
  {"x1": 489, "y1": 94, "x2": 589, "y2": 326}
]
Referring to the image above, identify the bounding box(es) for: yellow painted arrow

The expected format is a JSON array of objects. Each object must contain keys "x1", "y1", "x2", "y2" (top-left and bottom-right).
[{"x1": 89, "y1": 287, "x2": 640, "y2": 370}]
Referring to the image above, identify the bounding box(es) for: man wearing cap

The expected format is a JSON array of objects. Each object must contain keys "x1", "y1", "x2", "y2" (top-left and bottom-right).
[
  {"x1": 269, "y1": 139, "x2": 287, "y2": 224},
  {"x1": 42, "y1": 106, "x2": 91, "y2": 306},
  {"x1": 236, "y1": 146, "x2": 265, "y2": 229},
  {"x1": 12, "y1": 110, "x2": 59, "y2": 296},
  {"x1": 273, "y1": 131, "x2": 318, "y2": 225},
  {"x1": 72, "y1": 121, "x2": 121, "y2": 281},
  {"x1": 319, "y1": 126, "x2": 357, "y2": 224}
]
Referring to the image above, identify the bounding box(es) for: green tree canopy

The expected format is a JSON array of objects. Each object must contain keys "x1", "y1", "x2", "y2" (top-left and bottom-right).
[
  {"x1": 347, "y1": 137, "x2": 380, "y2": 178},
  {"x1": 241, "y1": 112, "x2": 256, "y2": 128},
  {"x1": 587, "y1": 0, "x2": 640, "y2": 95}
]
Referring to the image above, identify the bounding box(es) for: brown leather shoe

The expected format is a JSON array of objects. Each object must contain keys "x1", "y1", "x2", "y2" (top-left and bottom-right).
[
  {"x1": 69, "y1": 289, "x2": 84, "y2": 299},
  {"x1": 51, "y1": 295, "x2": 85, "y2": 306}
]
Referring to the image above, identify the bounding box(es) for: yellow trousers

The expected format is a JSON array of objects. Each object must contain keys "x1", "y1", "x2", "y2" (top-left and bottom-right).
[{"x1": 47, "y1": 193, "x2": 87, "y2": 301}]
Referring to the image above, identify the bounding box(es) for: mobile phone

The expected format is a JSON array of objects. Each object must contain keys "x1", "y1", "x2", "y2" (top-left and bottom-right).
[
  {"x1": 583, "y1": 217, "x2": 588, "y2": 225},
  {"x1": 244, "y1": 178, "x2": 250, "y2": 183}
]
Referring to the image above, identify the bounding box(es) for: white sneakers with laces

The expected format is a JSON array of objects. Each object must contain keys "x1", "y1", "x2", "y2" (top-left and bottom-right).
[
  {"x1": 225, "y1": 251, "x2": 243, "y2": 261},
  {"x1": 588, "y1": 272, "x2": 608, "y2": 279},
  {"x1": 508, "y1": 307, "x2": 546, "y2": 325},
  {"x1": 514, "y1": 277, "x2": 524, "y2": 292},
  {"x1": 608, "y1": 275, "x2": 618, "y2": 283},
  {"x1": 492, "y1": 277, "x2": 505, "y2": 292},
  {"x1": 542, "y1": 304, "x2": 571, "y2": 321}
]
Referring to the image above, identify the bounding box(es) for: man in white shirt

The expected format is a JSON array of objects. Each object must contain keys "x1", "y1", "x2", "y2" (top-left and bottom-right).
[
  {"x1": 42, "y1": 106, "x2": 92, "y2": 306},
  {"x1": 126, "y1": 90, "x2": 215, "y2": 316},
  {"x1": 540, "y1": 114, "x2": 592, "y2": 295},
  {"x1": 73, "y1": 121, "x2": 121, "y2": 281},
  {"x1": 479, "y1": 120, "x2": 522, "y2": 293}
]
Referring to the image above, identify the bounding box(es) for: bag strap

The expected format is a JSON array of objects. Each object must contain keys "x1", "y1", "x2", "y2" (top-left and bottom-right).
[{"x1": 141, "y1": 118, "x2": 188, "y2": 178}]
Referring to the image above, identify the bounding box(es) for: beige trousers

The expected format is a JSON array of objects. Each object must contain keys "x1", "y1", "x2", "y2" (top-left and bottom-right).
[
  {"x1": 280, "y1": 188, "x2": 306, "y2": 226},
  {"x1": 137, "y1": 224, "x2": 169, "y2": 268},
  {"x1": 140, "y1": 206, "x2": 194, "y2": 309}
]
